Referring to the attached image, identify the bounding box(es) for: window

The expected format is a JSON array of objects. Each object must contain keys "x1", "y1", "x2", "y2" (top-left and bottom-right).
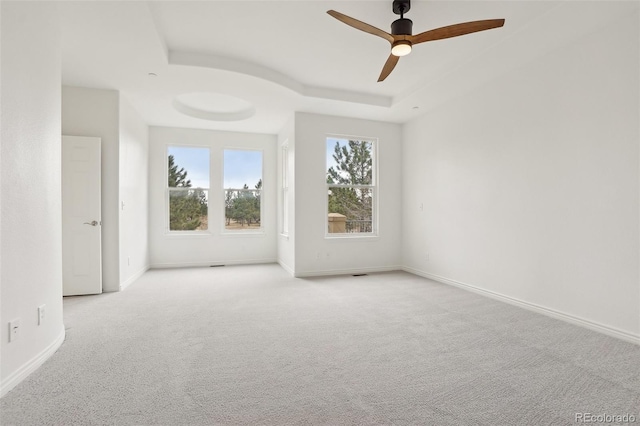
[
  {"x1": 224, "y1": 149, "x2": 263, "y2": 231},
  {"x1": 281, "y1": 143, "x2": 289, "y2": 236},
  {"x1": 167, "y1": 146, "x2": 210, "y2": 231},
  {"x1": 326, "y1": 137, "x2": 376, "y2": 236}
]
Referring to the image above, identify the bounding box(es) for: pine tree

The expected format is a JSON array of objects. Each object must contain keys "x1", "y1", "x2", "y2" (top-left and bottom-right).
[
  {"x1": 327, "y1": 141, "x2": 372, "y2": 186},
  {"x1": 168, "y1": 155, "x2": 191, "y2": 188},
  {"x1": 225, "y1": 190, "x2": 234, "y2": 226},
  {"x1": 251, "y1": 179, "x2": 262, "y2": 225},
  {"x1": 167, "y1": 155, "x2": 206, "y2": 230},
  {"x1": 225, "y1": 180, "x2": 262, "y2": 228},
  {"x1": 327, "y1": 140, "x2": 373, "y2": 228}
]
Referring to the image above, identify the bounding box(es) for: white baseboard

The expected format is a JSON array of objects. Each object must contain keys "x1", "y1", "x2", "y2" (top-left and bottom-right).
[
  {"x1": 403, "y1": 266, "x2": 640, "y2": 346},
  {"x1": 150, "y1": 259, "x2": 278, "y2": 269},
  {"x1": 294, "y1": 265, "x2": 401, "y2": 278},
  {"x1": 119, "y1": 265, "x2": 149, "y2": 291},
  {"x1": 0, "y1": 326, "x2": 66, "y2": 398},
  {"x1": 277, "y1": 260, "x2": 294, "y2": 276}
]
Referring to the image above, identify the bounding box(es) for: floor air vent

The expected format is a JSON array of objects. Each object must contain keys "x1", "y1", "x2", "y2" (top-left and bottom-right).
[{"x1": 352, "y1": 274, "x2": 368, "y2": 277}]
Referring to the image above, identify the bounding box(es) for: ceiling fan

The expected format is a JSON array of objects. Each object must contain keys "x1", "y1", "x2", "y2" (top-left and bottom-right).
[{"x1": 327, "y1": 0, "x2": 505, "y2": 82}]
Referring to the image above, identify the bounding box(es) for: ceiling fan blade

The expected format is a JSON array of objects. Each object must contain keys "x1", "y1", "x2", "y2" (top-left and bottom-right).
[
  {"x1": 378, "y1": 54, "x2": 400, "y2": 82},
  {"x1": 327, "y1": 10, "x2": 394, "y2": 44},
  {"x1": 410, "y1": 19, "x2": 505, "y2": 45}
]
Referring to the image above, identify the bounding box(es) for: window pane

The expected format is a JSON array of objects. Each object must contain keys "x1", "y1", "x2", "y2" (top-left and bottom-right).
[
  {"x1": 326, "y1": 137, "x2": 374, "y2": 235},
  {"x1": 169, "y1": 189, "x2": 208, "y2": 231},
  {"x1": 281, "y1": 145, "x2": 289, "y2": 235},
  {"x1": 327, "y1": 186, "x2": 372, "y2": 233},
  {"x1": 167, "y1": 146, "x2": 209, "y2": 232},
  {"x1": 223, "y1": 150, "x2": 262, "y2": 189},
  {"x1": 326, "y1": 138, "x2": 373, "y2": 185},
  {"x1": 224, "y1": 149, "x2": 263, "y2": 231},
  {"x1": 282, "y1": 190, "x2": 288, "y2": 235},
  {"x1": 224, "y1": 189, "x2": 261, "y2": 230},
  {"x1": 168, "y1": 147, "x2": 209, "y2": 188}
]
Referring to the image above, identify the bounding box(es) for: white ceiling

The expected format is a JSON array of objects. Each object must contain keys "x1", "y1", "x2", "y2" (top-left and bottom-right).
[{"x1": 59, "y1": 1, "x2": 638, "y2": 134}]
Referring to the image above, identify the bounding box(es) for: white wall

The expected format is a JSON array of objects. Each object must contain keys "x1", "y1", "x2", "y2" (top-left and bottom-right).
[
  {"x1": 293, "y1": 113, "x2": 402, "y2": 276},
  {"x1": 62, "y1": 86, "x2": 121, "y2": 292},
  {"x1": 0, "y1": 2, "x2": 65, "y2": 396},
  {"x1": 402, "y1": 13, "x2": 640, "y2": 341},
  {"x1": 149, "y1": 126, "x2": 277, "y2": 267},
  {"x1": 277, "y1": 115, "x2": 295, "y2": 274},
  {"x1": 119, "y1": 97, "x2": 150, "y2": 289}
]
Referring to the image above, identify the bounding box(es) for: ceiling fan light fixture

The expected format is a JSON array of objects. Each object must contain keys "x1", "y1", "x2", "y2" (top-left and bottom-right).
[{"x1": 391, "y1": 40, "x2": 412, "y2": 57}]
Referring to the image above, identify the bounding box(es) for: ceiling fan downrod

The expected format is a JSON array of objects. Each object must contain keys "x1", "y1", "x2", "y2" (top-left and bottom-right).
[
  {"x1": 392, "y1": 0, "x2": 411, "y2": 17},
  {"x1": 391, "y1": 0, "x2": 412, "y2": 36}
]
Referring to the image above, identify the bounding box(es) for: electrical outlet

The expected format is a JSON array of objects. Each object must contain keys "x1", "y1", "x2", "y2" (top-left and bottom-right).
[
  {"x1": 8, "y1": 319, "x2": 20, "y2": 342},
  {"x1": 38, "y1": 305, "x2": 46, "y2": 325}
]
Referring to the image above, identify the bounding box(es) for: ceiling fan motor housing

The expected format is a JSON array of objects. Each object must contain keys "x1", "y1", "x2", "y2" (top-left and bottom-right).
[{"x1": 391, "y1": 18, "x2": 413, "y2": 36}]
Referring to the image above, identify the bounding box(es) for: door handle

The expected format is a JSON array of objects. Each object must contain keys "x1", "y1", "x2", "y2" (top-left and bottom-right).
[{"x1": 83, "y1": 220, "x2": 99, "y2": 226}]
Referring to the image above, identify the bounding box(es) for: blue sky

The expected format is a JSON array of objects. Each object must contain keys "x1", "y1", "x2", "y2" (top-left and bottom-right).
[
  {"x1": 168, "y1": 146, "x2": 210, "y2": 188},
  {"x1": 167, "y1": 146, "x2": 262, "y2": 189},
  {"x1": 326, "y1": 137, "x2": 344, "y2": 173},
  {"x1": 170, "y1": 140, "x2": 368, "y2": 189},
  {"x1": 224, "y1": 149, "x2": 262, "y2": 189}
]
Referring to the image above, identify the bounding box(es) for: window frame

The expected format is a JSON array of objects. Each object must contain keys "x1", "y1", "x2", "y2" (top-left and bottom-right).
[
  {"x1": 221, "y1": 147, "x2": 265, "y2": 235},
  {"x1": 165, "y1": 144, "x2": 211, "y2": 235},
  {"x1": 325, "y1": 135, "x2": 378, "y2": 239},
  {"x1": 280, "y1": 141, "x2": 289, "y2": 237}
]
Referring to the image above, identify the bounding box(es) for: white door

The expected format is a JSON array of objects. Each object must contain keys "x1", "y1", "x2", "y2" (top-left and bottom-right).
[{"x1": 62, "y1": 135, "x2": 102, "y2": 296}]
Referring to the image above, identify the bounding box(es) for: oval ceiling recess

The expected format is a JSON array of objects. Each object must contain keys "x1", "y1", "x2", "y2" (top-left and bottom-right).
[{"x1": 173, "y1": 92, "x2": 255, "y2": 122}]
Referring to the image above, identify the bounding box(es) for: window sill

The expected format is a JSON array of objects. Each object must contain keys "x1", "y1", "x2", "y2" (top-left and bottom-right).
[
  {"x1": 325, "y1": 234, "x2": 380, "y2": 241},
  {"x1": 164, "y1": 231, "x2": 212, "y2": 238},
  {"x1": 220, "y1": 231, "x2": 265, "y2": 238}
]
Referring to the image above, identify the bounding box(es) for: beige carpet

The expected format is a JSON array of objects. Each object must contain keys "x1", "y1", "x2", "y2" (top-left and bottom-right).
[{"x1": 1, "y1": 264, "x2": 639, "y2": 425}]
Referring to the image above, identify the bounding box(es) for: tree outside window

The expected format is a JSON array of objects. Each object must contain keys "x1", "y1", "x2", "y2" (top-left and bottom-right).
[
  {"x1": 224, "y1": 149, "x2": 263, "y2": 231},
  {"x1": 326, "y1": 137, "x2": 375, "y2": 235},
  {"x1": 167, "y1": 147, "x2": 209, "y2": 231}
]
